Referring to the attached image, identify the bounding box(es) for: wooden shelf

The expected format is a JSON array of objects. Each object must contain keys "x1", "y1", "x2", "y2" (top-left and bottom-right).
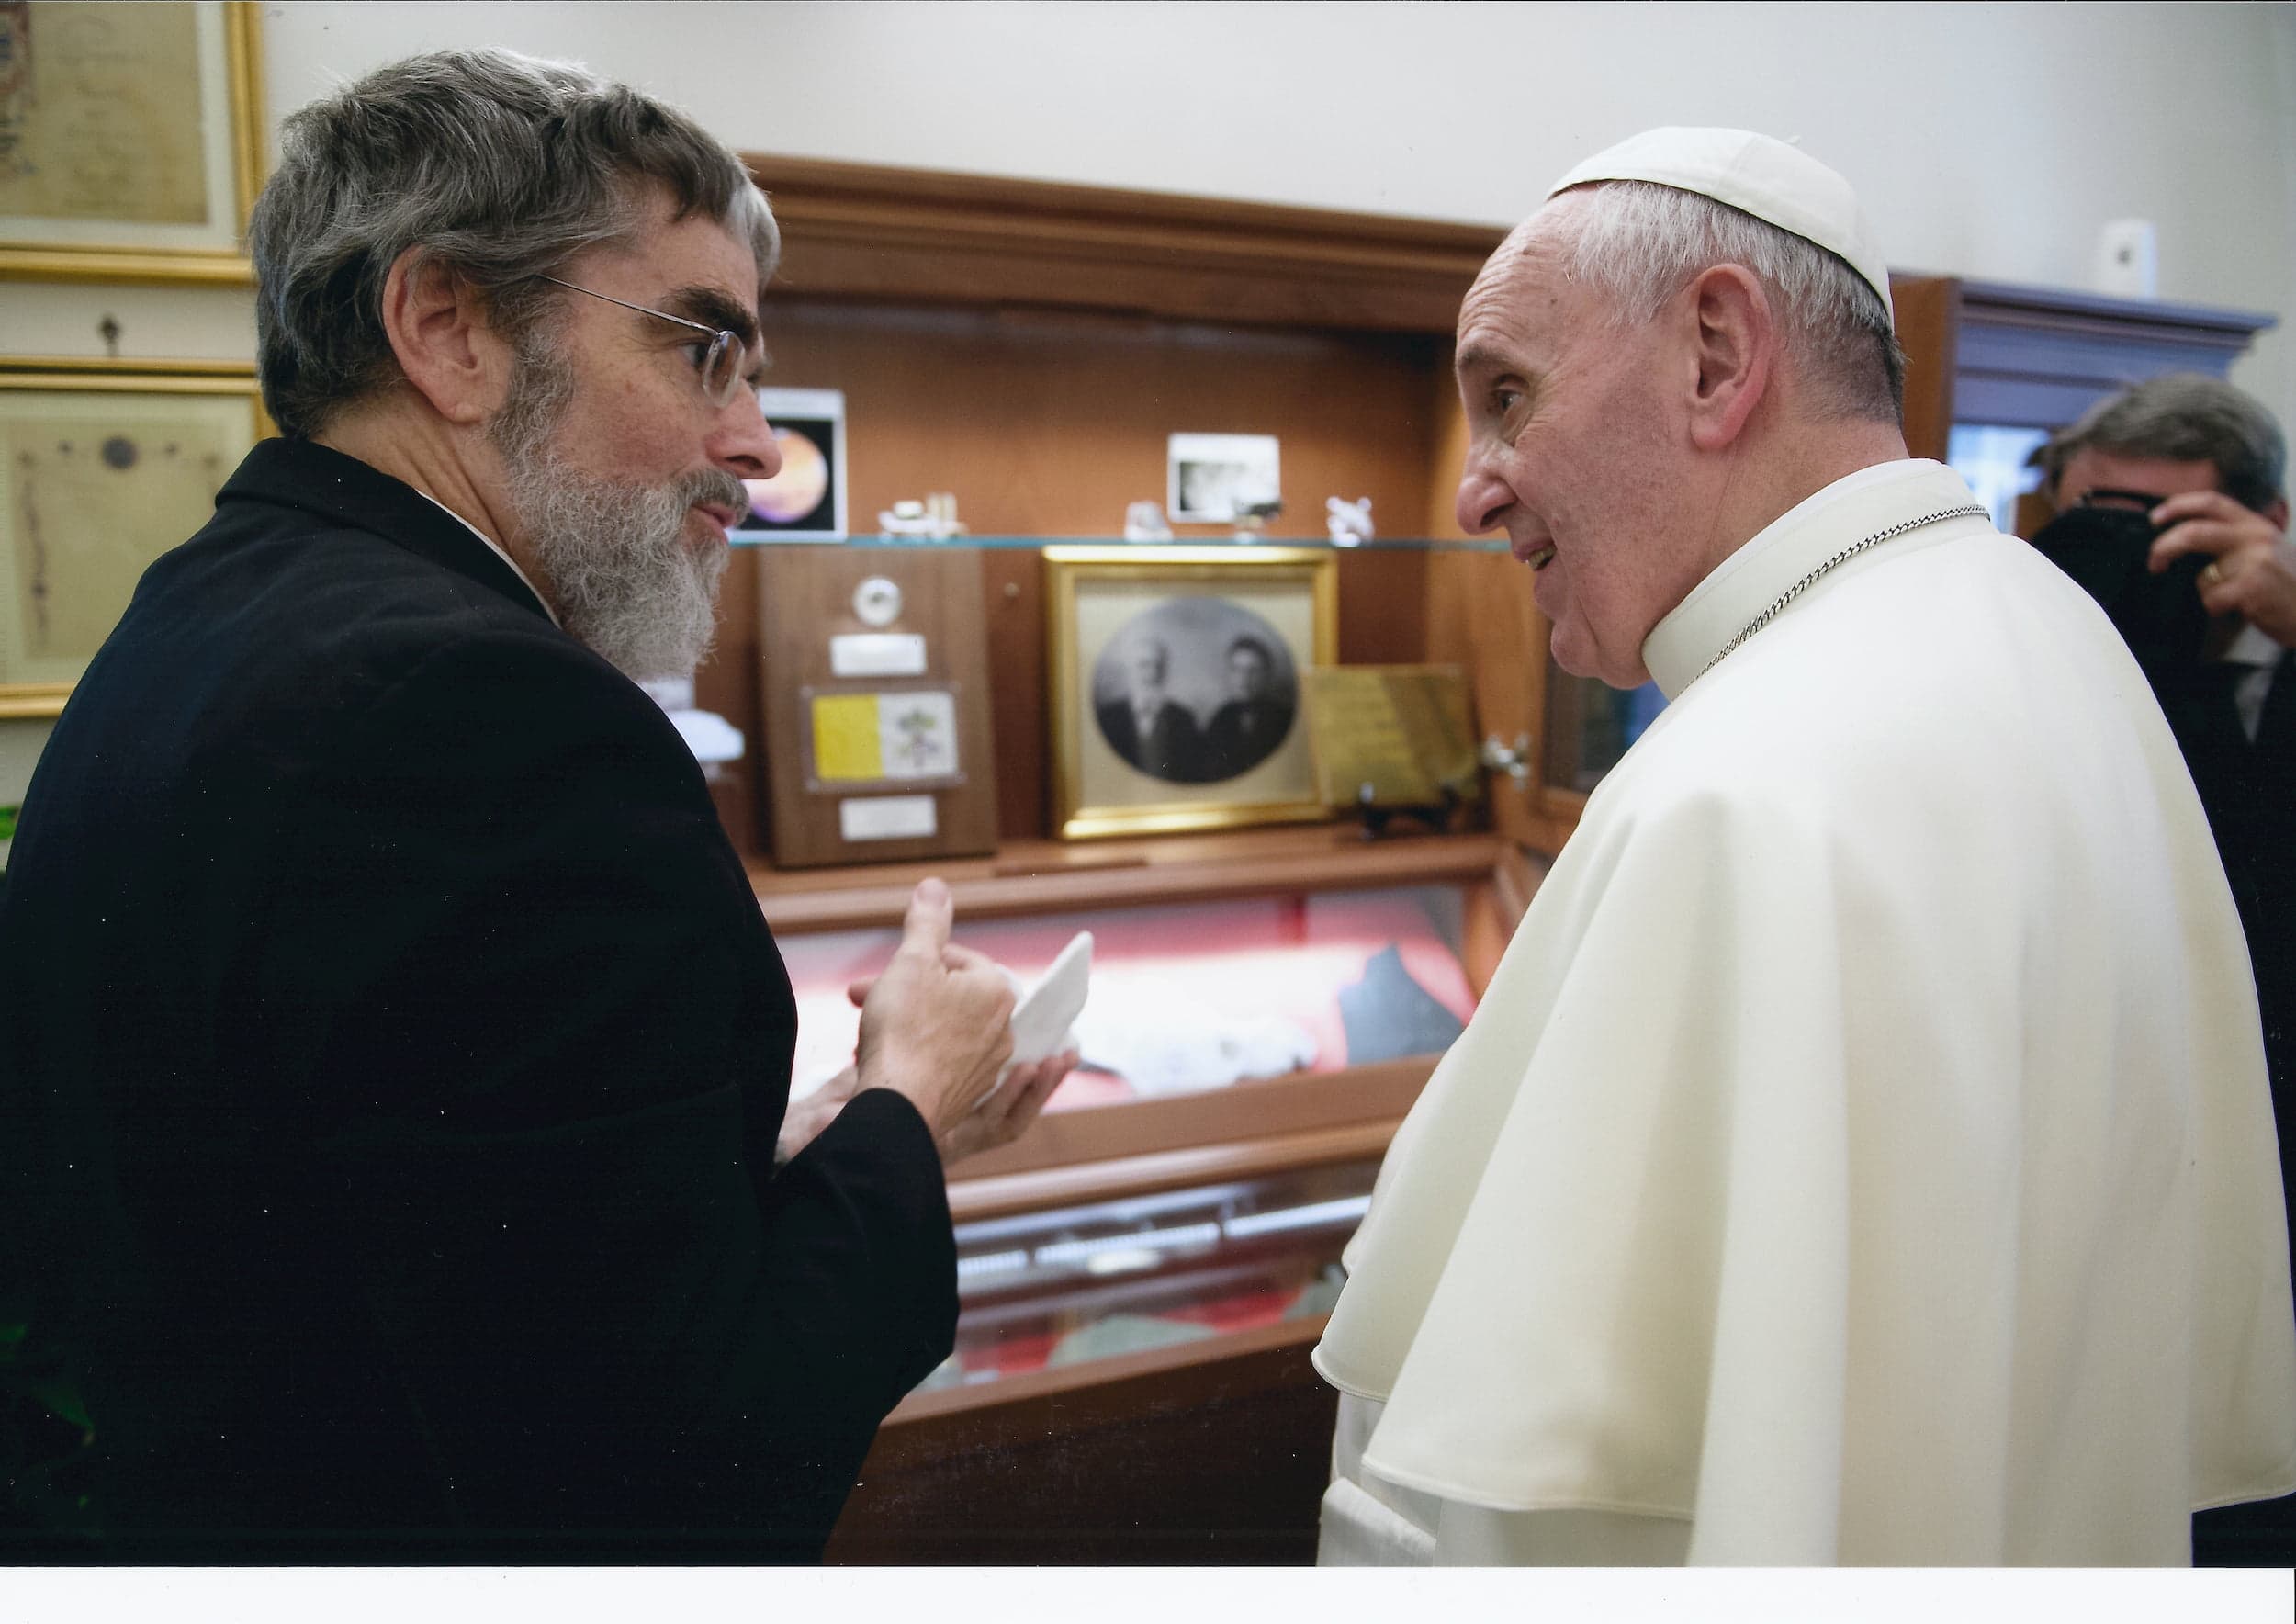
[
  {"x1": 748, "y1": 822, "x2": 1510, "y2": 933},
  {"x1": 884, "y1": 1313, "x2": 1326, "y2": 1431},
  {"x1": 948, "y1": 1054, "x2": 1430, "y2": 1204},
  {"x1": 948, "y1": 1115, "x2": 1401, "y2": 1226}
]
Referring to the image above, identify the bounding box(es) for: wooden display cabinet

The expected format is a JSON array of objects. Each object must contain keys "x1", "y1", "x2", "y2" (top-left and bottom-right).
[{"x1": 673, "y1": 156, "x2": 1548, "y2": 1562}]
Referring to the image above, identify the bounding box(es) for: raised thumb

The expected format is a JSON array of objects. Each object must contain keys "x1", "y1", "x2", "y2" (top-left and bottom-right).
[{"x1": 895, "y1": 876, "x2": 953, "y2": 962}]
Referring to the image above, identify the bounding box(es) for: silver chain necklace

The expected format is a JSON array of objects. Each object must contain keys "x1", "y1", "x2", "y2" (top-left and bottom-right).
[{"x1": 1695, "y1": 504, "x2": 1989, "y2": 682}]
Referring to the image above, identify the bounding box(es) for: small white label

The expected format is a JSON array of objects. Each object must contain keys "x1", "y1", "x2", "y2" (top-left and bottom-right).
[
  {"x1": 840, "y1": 795, "x2": 938, "y2": 841},
  {"x1": 830, "y1": 632, "x2": 928, "y2": 678}
]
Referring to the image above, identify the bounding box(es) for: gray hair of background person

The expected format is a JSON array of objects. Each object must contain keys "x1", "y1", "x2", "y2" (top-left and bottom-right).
[
  {"x1": 1548, "y1": 180, "x2": 1907, "y2": 426},
  {"x1": 249, "y1": 49, "x2": 780, "y2": 439},
  {"x1": 2032, "y1": 373, "x2": 2289, "y2": 514}
]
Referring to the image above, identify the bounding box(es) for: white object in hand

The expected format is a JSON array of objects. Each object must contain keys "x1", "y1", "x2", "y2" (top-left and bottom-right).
[{"x1": 1002, "y1": 931, "x2": 1093, "y2": 1086}]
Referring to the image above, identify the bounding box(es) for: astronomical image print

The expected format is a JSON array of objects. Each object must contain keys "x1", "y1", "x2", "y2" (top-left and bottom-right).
[
  {"x1": 736, "y1": 398, "x2": 844, "y2": 538},
  {"x1": 1091, "y1": 596, "x2": 1298, "y2": 786}
]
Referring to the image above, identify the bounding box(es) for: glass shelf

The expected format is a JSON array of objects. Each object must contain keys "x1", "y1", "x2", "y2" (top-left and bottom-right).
[{"x1": 733, "y1": 533, "x2": 1509, "y2": 554}]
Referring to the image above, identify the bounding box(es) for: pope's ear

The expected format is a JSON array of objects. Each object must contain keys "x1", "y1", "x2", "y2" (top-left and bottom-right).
[
  {"x1": 1682, "y1": 262, "x2": 1773, "y2": 453},
  {"x1": 377, "y1": 248, "x2": 513, "y2": 427}
]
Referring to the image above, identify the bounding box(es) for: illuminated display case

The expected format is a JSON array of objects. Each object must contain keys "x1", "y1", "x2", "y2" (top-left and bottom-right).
[{"x1": 672, "y1": 155, "x2": 1545, "y2": 1563}]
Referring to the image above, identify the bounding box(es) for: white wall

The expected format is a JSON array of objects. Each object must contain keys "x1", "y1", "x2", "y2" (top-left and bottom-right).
[{"x1": 5, "y1": 0, "x2": 2293, "y2": 818}]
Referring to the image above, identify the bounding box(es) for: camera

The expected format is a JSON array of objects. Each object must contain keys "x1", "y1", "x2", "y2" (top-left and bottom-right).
[{"x1": 2028, "y1": 501, "x2": 2212, "y2": 670}]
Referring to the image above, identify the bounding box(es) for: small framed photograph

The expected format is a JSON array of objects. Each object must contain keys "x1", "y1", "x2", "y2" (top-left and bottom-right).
[
  {"x1": 1046, "y1": 545, "x2": 1336, "y2": 840},
  {"x1": 0, "y1": 2, "x2": 267, "y2": 285},
  {"x1": 1167, "y1": 432, "x2": 1280, "y2": 524},
  {"x1": 736, "y1": 387, "x2": 847, "y2": 542},
  {"x1": 0, "y1": 356, "x2": 270, "y2": 717}
]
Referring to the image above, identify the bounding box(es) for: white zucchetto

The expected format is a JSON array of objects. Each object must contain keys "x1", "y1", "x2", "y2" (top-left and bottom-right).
[{"x1": 1547, "y1": 126, "x2": 1894, "y2": 321}]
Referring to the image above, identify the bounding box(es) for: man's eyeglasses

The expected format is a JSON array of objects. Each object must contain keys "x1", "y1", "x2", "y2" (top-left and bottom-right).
[{"x1": 534, "y1": 275, "x2": 756, "y2": 409}]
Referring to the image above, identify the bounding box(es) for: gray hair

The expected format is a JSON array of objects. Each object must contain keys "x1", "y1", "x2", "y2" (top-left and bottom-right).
[
  {"x1": 2032, "y1": 373, "x2": 2287, "y2": 513},
  {"x1": 250, "y1": 49, "x2": 779, "y2": 439},
  {"x1": 1545, "y1": 180, "x2": 1905, "y2": 425}
]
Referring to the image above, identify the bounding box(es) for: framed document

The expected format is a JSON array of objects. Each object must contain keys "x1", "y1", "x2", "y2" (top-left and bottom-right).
[
  {"x1": 0, "y1": 1, "x2": 266, "y2": 285},
  {"x1": 0, "y1": 356, "x2": 268, "y2": 717},
  {"x1": 1045, "y1": 546, "x2": 1336, "y2": 840}
]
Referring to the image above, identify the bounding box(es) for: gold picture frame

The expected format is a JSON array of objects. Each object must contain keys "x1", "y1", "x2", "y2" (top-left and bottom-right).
[
  {"x1": 0, "y1": 356, "x2": 271, "y2": 717},
  {"x1": 1046, "y1": 545, "x2": 1338, "y2": 840},
  {"x1": 0, "y1": 1, "x2": 266, "y2": 285}
]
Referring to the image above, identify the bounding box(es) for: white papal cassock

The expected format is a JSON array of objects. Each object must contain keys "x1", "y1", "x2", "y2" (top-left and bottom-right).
[{"x1": 1313, "y1": 458, "x2": 2296, "y2": 1565}]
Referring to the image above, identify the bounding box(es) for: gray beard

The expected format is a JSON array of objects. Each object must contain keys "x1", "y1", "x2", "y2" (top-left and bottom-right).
[{"x1": 488, "y1": 346, "x2": 740, "y2": 685}]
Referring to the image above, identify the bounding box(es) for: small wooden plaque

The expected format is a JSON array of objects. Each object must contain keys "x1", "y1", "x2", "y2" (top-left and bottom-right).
[
  {"x1": 757, "y1": 547, "x2": 999, "y2": 867},
  {"x1": 1301, "y1": 664, "x2": 1481, "y2": 809}
]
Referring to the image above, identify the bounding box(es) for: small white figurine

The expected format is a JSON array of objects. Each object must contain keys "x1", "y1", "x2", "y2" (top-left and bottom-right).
[
  {"x1": 1123, "y1": 501, "x2": 1174, "y2": 542},
  {"x1": 875, "y1": 493, "x2": 967, "y2": 540},
  {"x1": 1326, "y1": 495, "x2": 1375, "y2": 547}
]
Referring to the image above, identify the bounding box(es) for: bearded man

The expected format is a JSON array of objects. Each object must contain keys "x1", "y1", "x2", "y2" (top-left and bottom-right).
[
  {"x1": 1312, "y1": 129, "x2": 2296, "y2": 1565},
  {"x1": 0, "y1": 51, "x2": 1068, "y2": 1562}
]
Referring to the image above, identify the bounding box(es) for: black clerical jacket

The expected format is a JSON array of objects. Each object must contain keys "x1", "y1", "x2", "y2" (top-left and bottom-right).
[
  {"x1": 2152, "y1": 649, "x2": 2296, "y2": 1247},
  {"x1": 0, "y1": 438, "x2": 954, "y2": 1562}
]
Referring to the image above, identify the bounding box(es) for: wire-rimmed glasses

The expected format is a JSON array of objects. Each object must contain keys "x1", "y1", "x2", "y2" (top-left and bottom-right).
[{"x1": 533, "y1": 274, "x2": 755, "y2": 408}]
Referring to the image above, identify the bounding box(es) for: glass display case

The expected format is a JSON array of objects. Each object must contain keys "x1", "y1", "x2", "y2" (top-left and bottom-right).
[
  {"x1": 778, "y1": 884, "x2": 1477, "y2": 1113},
  {"x1": 700, "y1": 154, "x2": 1527, "y2": 1563}
]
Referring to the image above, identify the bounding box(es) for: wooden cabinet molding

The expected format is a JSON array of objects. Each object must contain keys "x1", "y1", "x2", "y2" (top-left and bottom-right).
[
  {"x1": 1895, "y1": 273, "x2": 2275, "y2": 454},
  {"x1": 746, "y1": 152, "x2": 1505, "y2": 333}
]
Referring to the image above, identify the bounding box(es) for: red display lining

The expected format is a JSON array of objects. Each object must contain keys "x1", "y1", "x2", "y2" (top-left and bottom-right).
[{"x1": 778, "y1": 888, "x2": 1475, "y2": 1110}]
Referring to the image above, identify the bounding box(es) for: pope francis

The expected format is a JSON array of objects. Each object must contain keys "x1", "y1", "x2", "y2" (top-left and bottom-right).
[{"x1": 1312, "y1": 129, "x2": 2296, "y2": 1566}]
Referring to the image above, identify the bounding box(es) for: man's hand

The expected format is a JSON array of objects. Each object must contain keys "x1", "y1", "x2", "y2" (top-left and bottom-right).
[
  {"x1": 852, "y1": 878, "x2": 1017, "y2": 1145},
  {"x1": 2150, "y1": 491, "x2": 2296, "y2": 647},
  {"x1": 936, "y1": 1048, "x2": 1076, "y2": 1167},
  {"x1": 775, "y1": 1065, "x2": 861, "y2": 1167}
]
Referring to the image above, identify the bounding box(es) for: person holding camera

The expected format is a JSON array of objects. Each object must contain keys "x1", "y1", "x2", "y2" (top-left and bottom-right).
[{"x1": 2031, "y1": 376, "x2": 2296, "y2": 1565}]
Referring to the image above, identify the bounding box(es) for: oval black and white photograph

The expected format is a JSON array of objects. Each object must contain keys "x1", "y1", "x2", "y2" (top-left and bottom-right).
[{"x1": 1090, "y1": 596, "x2": 1298, "y2": 785}]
